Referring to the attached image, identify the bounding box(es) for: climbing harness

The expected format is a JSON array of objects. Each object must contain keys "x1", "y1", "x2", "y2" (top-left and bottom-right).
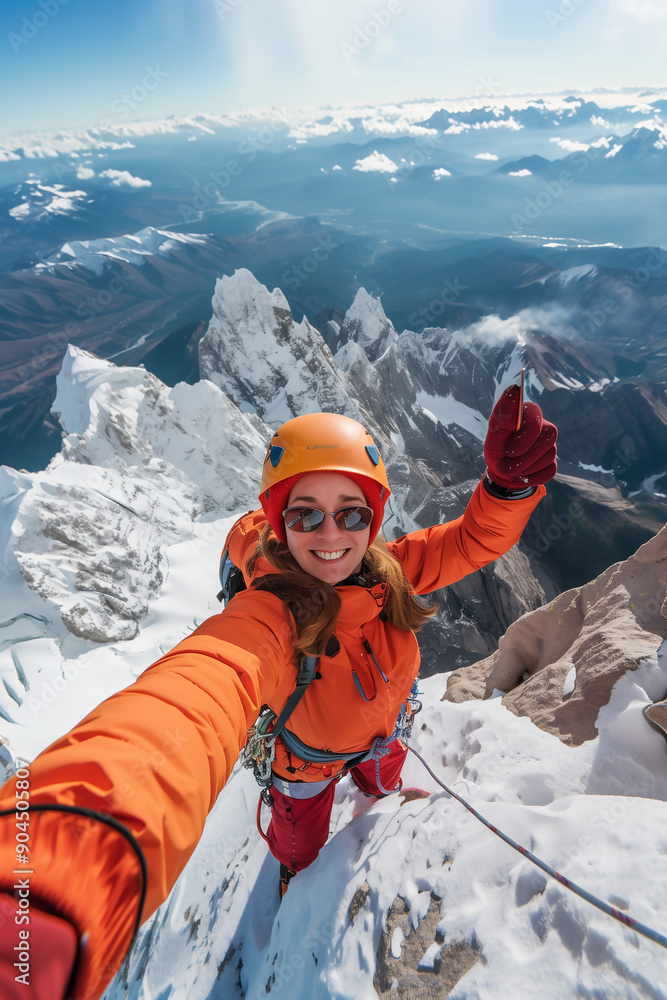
[
  {"x1": 368, "y1": 680, "x2": 422, "y2": 795},
  {"x1": 241, "y1": 653, "x2": 320, "y2": 807},
  {"x1": 406, "y1": 744, "x2": 667, "y2": 952},
  {"x1": 242, "y1": 706, "x2": 277, "y2": 806}
]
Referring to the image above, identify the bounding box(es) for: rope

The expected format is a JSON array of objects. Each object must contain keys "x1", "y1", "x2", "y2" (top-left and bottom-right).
[
  {"x1": 256, "y1": 795, "x2": 269, "y2": 844},
  {"x1": 406, "y1": 744, "x2": 667, "y2": 950}
]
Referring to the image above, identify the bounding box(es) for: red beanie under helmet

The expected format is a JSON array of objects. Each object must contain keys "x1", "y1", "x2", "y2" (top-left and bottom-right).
[{"x1": 261, "y1": 471, "x2": 386, "y2": 545}]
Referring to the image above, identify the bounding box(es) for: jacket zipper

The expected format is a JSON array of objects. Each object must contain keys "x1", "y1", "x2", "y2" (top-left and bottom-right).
[{"x1": 362, "y1": 638, "x2": 389, "y2": 685}]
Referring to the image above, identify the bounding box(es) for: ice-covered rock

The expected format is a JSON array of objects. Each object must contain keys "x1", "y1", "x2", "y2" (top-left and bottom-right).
[
  {"x1": 199, "y1": 268, "x2": 362, "y2": 425},
  {"x1": 12, "y1": 346, "x2": 267, "y2": 642},
  {"x1": 336, "y1": 287, "x2": 398, "y2": 364}
]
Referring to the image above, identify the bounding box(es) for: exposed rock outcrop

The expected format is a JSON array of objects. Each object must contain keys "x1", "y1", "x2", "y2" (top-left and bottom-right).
[{"x1": 445, "y1": 523, "x2": 667, "y2": 745}]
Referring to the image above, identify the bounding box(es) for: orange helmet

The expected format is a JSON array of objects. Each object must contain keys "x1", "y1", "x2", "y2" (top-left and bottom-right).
[{"x1": 259, "y1": 412, "x2": 391, "y2": 544}]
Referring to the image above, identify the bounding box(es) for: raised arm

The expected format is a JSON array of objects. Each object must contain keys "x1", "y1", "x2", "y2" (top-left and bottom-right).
[{"x1": 388, "y1": 384, "x2": 557, "y2": 594}]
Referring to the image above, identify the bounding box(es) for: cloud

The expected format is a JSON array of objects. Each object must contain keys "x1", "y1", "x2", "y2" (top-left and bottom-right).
[
  {"x1": 99, "y1": 169, "x2": 152, "y2": 188},
  {"x1": 288, "y1": 118, "x2": 354, "y2": 140},
  {"x1": 460, "y1": 306, "x2": 577, "y2": 347},
  {"x1": 473, "y1": 117, "x2": 522, "y2": 131},
  {"x1": 433, "y1": 168, "x2": 451, "y2": 179},
  {"x1": 76, "y1": 167, "x2": 95, "y2": 180},
  {"x1": 475, "y1": 152, "x2": 498, "y2": 160},
  {"x1": 550, "y1": 137, "x2": 590, "y2": 153},
  {"x1": 509, "y1": 169, "x2": 532, "y2": 177},
  {"x1": 443, "y1": 120, "x2": 471, "y2": 134},
  {"x1": 610, "y1": 0, "x2": 667, "y2": 22},
  {"x1": 352, "y1": 150, "x2": 398, "y2": 173},
  {"x1": 360, "y1": 117, "x2": 437, "y2": 137}
]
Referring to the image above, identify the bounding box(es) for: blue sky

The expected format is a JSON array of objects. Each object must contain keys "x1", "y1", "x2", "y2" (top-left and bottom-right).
[{"x1": 2, "y1": 0, "x2": 667, "y2": 138}]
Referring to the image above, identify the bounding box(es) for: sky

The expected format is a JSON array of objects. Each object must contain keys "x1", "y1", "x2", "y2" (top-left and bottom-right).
[{"x1": 1, "y1": 0, "x2": 667, "y2": 138}]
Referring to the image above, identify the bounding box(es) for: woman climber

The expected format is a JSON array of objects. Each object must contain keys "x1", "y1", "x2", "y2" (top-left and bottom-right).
[{"x1": 0, "y1": 384, "x2": 556, "y2": 1000}]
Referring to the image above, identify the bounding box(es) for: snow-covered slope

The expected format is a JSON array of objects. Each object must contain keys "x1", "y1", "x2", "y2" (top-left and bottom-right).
[
  {"x1": 34, "y1": 227, "x2": 212, "y2": 276},
  {"x1": 1, "y1": 265, "x2": 667, "y2": 997},
  {"x1": 100, "y1": 650, "x2": 667, "y2": 1000},
  {"x1": 5, "y1": 345, "x2": 267, "y2": 645}
]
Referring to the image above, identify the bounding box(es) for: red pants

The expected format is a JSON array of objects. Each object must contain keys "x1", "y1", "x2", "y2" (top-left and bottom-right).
[{"x1": 266, "y1": 741, "x2": 407, "y2": 873}]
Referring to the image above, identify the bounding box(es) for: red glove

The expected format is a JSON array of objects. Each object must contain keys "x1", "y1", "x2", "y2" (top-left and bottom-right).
[
  {"x1": 484, "y1": 385, "x2": 557, "y2": 489},
  {"x1": 0, "y1": 893, "x2": 78, "y2": 1000}
]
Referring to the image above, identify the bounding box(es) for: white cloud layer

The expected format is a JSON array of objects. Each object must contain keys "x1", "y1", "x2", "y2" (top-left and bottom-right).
[
  {"x1": 352, "y1": 150, "x2": 398, "y2": 173},
  {"x1": 550, "y1": 137, "x2": 591, "y2": 153},
  {"x1": 99, "y1": 169, "x2": 152, "y2": 188}
]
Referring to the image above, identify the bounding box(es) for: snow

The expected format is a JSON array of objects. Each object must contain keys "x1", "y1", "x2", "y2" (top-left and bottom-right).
[
  {"x1": 390, "y1": 927, "x2": 404, "y2": 959},
  {"x1": 200, "y1": 268, "x2": 361, "y2": 424},
  {"x1": 416, "y1": 392, "x2": 487, "y2": 441},
  {"x1": 34, "y1": 227, "x2": 211, "y2": 276},
  {"x1": 82, "y1": 648, "x2": 667, "y2": 998},
  {"x1": 1, "y1": 276, "x2": 667, "y2": 997},
  {"x1": 417, "y1": 941, "x2": 442, "y2": 970},
  {"x1": 642, "y1": 474, "x2": 667, "y2": 497},
  {"x1": 554, "y1": 264, "x2": 598, "y2": 285},
  {"x1": 8, "y1": 182, "x2": 88, "y2": 222}
]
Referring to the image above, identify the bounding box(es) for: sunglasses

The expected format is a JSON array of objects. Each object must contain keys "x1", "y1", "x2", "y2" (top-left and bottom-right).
[{"x1": 282, "y1": 505, "x2": 373, "y2": 533}]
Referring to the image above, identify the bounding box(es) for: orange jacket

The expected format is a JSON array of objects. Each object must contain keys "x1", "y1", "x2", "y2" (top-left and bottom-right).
[{"x1": 0, "y1": 478, "x2": 544, "y2": 1000}]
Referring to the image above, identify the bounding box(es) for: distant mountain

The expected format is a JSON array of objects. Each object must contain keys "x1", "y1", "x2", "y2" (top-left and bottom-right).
[
  {"x1": 0, "y1": 217, "x2": 363, "y2": 471},
  {"x1": 418, "y1": 97, "x2": 613, "y2": 133}
]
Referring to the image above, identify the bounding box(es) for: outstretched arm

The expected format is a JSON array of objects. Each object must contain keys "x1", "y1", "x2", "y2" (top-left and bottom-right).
[{"x1": 0, "y1": 590, "x2": 293, "y2": 1000}]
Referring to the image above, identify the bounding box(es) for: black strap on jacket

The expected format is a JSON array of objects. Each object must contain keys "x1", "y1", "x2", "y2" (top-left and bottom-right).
[{"x1": 269, "y1": 653, "x2": 319, "y2": 743}]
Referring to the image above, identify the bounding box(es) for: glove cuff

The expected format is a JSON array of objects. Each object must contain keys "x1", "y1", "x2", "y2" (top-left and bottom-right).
[{"x1": 483, "y1": 473, "x2": 538, "y2": 501}]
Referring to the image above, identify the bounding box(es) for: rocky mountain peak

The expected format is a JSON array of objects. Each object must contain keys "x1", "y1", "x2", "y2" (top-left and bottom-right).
[
  {"x1": 199, "y1": 267, "x2": 362, "y2": 426},
  {"x1": 337, "y1": 287, "x2": 398, "y2": 363}
]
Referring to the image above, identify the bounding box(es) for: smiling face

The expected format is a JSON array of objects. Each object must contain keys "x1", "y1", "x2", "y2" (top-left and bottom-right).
[{"x1": 284, "y1": 471, "x2": 371, "y2": 585}]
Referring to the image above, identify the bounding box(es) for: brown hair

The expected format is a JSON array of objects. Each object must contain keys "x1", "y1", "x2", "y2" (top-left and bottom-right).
[{"x1": 248, "y1": 526, "x2": 437, "y2": 656}]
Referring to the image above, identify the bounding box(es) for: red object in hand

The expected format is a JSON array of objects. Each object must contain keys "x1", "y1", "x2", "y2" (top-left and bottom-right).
[{"x1": 484, "y1": 384, "x2": 558, "y2": 488}]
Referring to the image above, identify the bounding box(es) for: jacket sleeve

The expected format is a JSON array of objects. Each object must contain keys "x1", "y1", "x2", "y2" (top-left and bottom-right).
[
  {"x1": 387, "y1": 477, "x2": 545, "y2": 594},
  {"x1": 0, "y1": 589, "x2": 293, "y2": 1000}
]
